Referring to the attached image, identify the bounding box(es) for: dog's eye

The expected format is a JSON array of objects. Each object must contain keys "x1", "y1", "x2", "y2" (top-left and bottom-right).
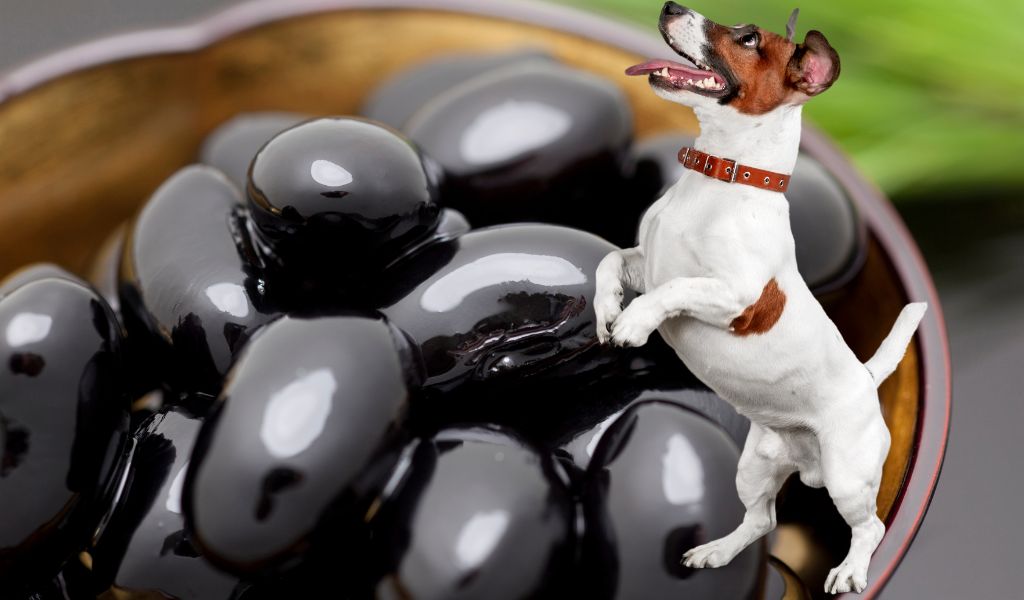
[{"x1": 739, "y1": 33, "x2": 759, "y2": 48}]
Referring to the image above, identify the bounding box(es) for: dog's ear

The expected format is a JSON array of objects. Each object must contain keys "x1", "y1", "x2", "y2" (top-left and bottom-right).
[{"x1": 787, "y1": 30, "x2": 840, "y2": 97}]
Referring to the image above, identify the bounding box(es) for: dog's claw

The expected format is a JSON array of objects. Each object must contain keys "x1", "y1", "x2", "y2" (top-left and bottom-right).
[
  {"x1": 593, "y1": 292, "x2": 623, "y2": 345},
  {"x1": 824, "y1": 560, "x2": 868, "y2": 595}
]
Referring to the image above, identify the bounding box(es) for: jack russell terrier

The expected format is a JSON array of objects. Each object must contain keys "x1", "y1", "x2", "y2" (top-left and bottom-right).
[{"x1": 595, "y1": 3, "x2": 927, "y2": 595}]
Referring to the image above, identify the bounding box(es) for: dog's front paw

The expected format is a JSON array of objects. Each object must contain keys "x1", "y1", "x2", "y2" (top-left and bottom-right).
[
  {"x1": 609, "y1": 300, "x2": 660, "y2": 348},
  {"x1": 824, "y1": 559, "x2": 868, "y2": 595},
  {"x1": 594, "y1": 290, "x2": 623, "y2": 345}
]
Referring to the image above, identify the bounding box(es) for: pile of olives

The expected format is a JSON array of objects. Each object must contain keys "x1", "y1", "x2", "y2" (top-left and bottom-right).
[{"x1": 0, "y1": 49, "x2": 861, "y2": 599}]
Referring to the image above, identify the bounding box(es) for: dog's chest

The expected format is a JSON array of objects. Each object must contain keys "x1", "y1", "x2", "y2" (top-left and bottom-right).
[
  {"x1": 640, "y1": 186, "x2": 743, "y2": 286},
  {"x1": 641, "y1": 207, "x2": 703, "y2": 284}
]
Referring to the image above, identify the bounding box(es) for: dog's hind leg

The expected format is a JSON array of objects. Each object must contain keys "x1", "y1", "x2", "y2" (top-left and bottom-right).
[
  {"x1": 682, "y1": 423, "x2": 795, "y2": 568},
  {"x1": 821, "y1": 410, "x2": 891, "y2": 595},
  {"x1": 595, "y1": 247, "x2": 645, "y2": 343}
]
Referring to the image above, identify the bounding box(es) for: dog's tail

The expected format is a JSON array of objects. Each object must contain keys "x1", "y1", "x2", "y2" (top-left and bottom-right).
[{"x1": 864, "y1": 302, "x2": 928, "y2": 387}]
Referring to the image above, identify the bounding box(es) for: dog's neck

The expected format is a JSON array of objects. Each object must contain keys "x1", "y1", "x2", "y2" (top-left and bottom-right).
[{"x1": 691, "y1": 104, "x2": 803, "y2": 175}]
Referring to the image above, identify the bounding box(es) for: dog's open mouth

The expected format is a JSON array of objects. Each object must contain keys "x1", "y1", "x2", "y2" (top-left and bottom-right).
[{"x1": 625, "y1": 59, "x2": 728, "y2": 96}]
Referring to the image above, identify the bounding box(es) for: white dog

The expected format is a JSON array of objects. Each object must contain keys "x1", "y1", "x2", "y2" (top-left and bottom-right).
[{"x1": 595, "y1": 3, "x2": 927, "y2": 594}]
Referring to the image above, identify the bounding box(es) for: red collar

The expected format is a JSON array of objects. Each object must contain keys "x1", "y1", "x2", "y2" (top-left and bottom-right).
[{"x1": 677, "y1": 147, "x2": 791, "y2": 192}]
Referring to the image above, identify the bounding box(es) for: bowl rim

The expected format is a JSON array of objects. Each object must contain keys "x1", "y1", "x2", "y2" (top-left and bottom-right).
[{"x1": 0, "y1": 1, "x2": 951, "y2": 597}]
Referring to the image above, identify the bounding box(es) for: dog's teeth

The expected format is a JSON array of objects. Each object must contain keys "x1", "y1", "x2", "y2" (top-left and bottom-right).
[
  {"x1": 660, "y1": 67, "x2": 670, "y2": 77},
  {"x1": 694, "y1": 79, "x2": 706, "y2": 89}
]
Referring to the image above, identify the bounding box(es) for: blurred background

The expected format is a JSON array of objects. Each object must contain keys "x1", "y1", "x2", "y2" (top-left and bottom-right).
[{"x1": 1, "y1": 0, "x2": 1021, "y2": 597}]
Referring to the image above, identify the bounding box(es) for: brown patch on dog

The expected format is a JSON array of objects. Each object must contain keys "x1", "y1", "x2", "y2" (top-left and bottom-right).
[
  {"x1": 705, "y1": 23, "x2": 839, "y2": 115},
  {"x1": 731, "y1": 278, "x2": 786, "y2": 336},
  {"x1": 707, "y1": 25, "x2": 796, "y2": 115}
]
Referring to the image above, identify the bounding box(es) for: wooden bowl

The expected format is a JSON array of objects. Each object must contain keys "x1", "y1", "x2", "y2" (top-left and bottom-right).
[{"x1": 0, "y1": 1, "x2": 950, "y2": 597}]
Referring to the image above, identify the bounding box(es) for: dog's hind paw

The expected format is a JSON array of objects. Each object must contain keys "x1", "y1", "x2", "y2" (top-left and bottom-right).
[
  {"x1": 824, "y1": 560, "x2": 868, "y2": 595},
  {"x1": 680, "y1": 539, "x2": 736, "y2": 569}
]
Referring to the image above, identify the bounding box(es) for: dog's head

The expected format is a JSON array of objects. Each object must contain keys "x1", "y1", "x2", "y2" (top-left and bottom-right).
[{"x1": 627, "y1": 3, "x2": 840, "y2": 115}]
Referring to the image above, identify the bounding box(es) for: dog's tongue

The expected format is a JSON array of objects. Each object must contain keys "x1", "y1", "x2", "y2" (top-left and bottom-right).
[{"x1": 625, "y1": 59, "x2": 704, "y2": 77}]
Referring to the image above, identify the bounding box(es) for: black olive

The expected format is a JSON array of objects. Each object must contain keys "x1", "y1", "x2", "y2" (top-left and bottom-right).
[
  {"x1": 362, "y1": 48, "x2": 554, "y2": 128},
  {"x1": 544, "y1": 377, "x2": 749, "y2": 489},
  {"x1": 403, "y1": 62, "x2": 635, "y2": 244},
  {"x1": 89, "y1": 404, "x2": 240, "y2": 599},
  {"x1": 200, "y1": 112, "x2": 310, "y2": 190},
  {"x1": 581, "y1": 400, "x2": 763, "y2": 599},
  {"x1": 119, "y1": 165, "x2": 280, "y2": 400},
  {"x1": 630, "y1": 133, "x2": 696, "y2": 207},
  {"x1": 0, "y1": 263, "x2": 81, "y2": 298},
  {"x1": 363, "y1": 426, "x2": 575, "y2": 598},
  {"x1": 183, "y1": 314, "x2": 420, "y2": 577},
  {"x1": 377, "y1": 223, "x2": 621, "y2": 395},
  {"x1": 0, "y1": 278, "x2": 128, "y2": 592},
  {"x1": 246, "y1": 117, "x2": 441, "y2": 282},
  {"x1": 787, "y1": 154, "x2": 864, "y2": 294},
  {"x1": 88, "y1": 224, "x2": 126, "y2": 316}
]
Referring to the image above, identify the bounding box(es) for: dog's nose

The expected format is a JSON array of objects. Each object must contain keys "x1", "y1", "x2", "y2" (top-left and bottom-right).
[{"x1": 663, "y1": 2, "x2": 688, "y2": 17}]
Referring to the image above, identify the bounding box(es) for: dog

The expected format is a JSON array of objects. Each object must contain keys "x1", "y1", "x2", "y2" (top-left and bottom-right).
[{"x1": 594, "y1": 3, "x2": 927, "y2": 594}]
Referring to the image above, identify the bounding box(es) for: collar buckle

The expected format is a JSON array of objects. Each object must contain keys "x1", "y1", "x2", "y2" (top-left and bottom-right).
[{"x1": 721, "y1": 157, "x2": 738, "y2": 183}]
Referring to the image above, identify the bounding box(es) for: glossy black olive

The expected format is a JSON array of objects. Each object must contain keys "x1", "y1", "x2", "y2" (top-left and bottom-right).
[
  {"x1": 361, "y1": 48, "x2": 554, "y2": 128},
  {"x1": 88, "y1": 224, "x2": 125, "y2": 315},
  {"x1": 787, "y1": 154, "x2": 864, "y2": 293},
  {"x1": 544, "y1": 376, "x2": 749, "y2": 488},
  {"x1": 377, "y1": 223, "x2": 620, "y2": 394},
  {"x1": 380, "y1": 209, "x2": 472, "y2": 282},
  {"x1": 432, "y1": 208, "x2": 471, "y2": 242},
  {"x1": 200, "y1": 112, "x2": 310, "y2": 190},
  {"x1": 363, "y1": 426, "x2": 574, "y2": 599},
  {"x1": 0, "y1": 263, "x2": 80, "y2": 297},
  {"x1": 403, "y1": 62, "x2": 634, "y2": 242},
  {"x1": 581, "y1": 400, "x2": 762, "y2": 599},
  {"x1": 0, "y1": 278, "x2": 128, "y2": 591},
  {"x1": 183, "y1": 314, "x2": 420, "y2": 576},
  {"x1": 88, "y1": 405, "x2": 239, "y2": 599},
  {"x1": 18, "y1": 558, "x2": 94, "y2": 600},
  {"x1": 119, "y1": 165, "x2": 280, "y2": 398},
  {"x1": 630, "y1": 133, "x2": 695, "y2": 202},
  {"x1": 246, "y1": 117, "x2": 441, "y2": 280}
]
